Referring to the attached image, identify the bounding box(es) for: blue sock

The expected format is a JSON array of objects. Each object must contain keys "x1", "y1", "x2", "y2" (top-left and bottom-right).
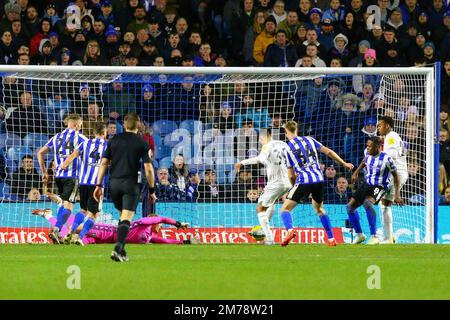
[
  {"x1": 55, "y1": 206, "x2": 67, "y2": 230},
  {"x1": 71, "y1": 212, "x2": 86, "y2": 234},
  {"x1": 79, "y1": 218, "x2": 95, "y2": 239},
  {"x1": 281, "y1": 211, "x2": 293, "y2": 230},
  {"x1": 346, "y1": 205, "x2": 363, "y2": 234},
  {"x1": 364, "y1": 203, "x2": 377, "y2": 236},
  {"x1": 319, "y1": 215, "x2": 334, "y2": 239}
]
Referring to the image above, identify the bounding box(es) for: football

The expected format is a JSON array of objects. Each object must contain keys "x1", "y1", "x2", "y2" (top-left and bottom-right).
[{"x1": 248, "y1": 226, "x2": 266, "y2": 241}]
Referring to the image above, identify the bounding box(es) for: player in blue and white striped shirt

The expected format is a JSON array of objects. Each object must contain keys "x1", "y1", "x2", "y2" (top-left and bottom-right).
[
  {"x1": 348, "y1": 136, "x2": 403, "y2": 245},
  {"x1": 37, "y1": 114, "x2": 87, "y2": 244},
  {"x1": 280, "y1": 121, "x2": 354, "y2": 246},
  {"x1": 59, "y1": 122, "x2": 108, "y2": 245}
]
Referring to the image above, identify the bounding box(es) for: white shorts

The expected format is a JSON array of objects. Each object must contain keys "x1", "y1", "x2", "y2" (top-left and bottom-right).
[
  {"x1": 383, "y1": 172, "x2": 408, "y2": 202},
  {"x1": 258, "y1": 182, "x2": 291, "y2": 208}
]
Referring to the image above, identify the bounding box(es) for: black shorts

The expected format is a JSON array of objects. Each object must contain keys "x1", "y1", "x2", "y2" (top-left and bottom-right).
[
  {"x1": 55, "y1": 178, "x2": 78, "y2": 203},
  {"x1": 110, "y1": 178, "x2": 141, "y2": 212},
  {"x1": 79, "y1": 185, "x2": 100, "y2": 214},
  {"x1": 286, "y1": 182, "x2": 324, "y2": 204},
  {"x1": 352, "y1": 183, "x2": 386, "y2": 205}
]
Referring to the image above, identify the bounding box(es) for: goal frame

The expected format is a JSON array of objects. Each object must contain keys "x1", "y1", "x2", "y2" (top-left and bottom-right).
[{"x1": 0, "y1": 65, "x2": 438, "y2": 243}]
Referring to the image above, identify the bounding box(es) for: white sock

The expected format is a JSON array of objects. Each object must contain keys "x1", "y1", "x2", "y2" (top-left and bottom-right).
[
  {"x1": 266, "y1": 205, "x2": 275, "y2": 221},
  {"x1": 381, "y1": 205, "x2": 393, "y2": 240},
  {"x1": 257, "y1": 211, "x2": 273, "y2": 242}
]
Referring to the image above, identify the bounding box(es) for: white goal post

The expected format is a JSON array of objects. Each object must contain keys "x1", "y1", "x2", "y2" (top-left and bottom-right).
[{"x1": 0, "y1": 66, "x2": 438, "y2": 244}]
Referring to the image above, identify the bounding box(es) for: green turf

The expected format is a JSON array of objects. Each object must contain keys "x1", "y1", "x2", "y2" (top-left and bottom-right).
[{"x1": 0, "y1": 244, "x2": 449, "y2": 300}]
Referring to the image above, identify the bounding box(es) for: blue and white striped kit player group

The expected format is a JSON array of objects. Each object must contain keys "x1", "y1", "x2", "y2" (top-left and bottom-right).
[
  {"x1": 46, "y1": 128, "x2": 88, "y2": 179},
  {"x1": 77, "y1": 137, "x2": 108, "y2": 186},
  {"x1": 285, "y1": 136, "x2": 324, "y2": 184},
  {"x1": 363, "y1": 149, "x2": 397, "y2": 189},
  {"x1": 46, "y1": 128, "x2": 107, "y2": 185}
]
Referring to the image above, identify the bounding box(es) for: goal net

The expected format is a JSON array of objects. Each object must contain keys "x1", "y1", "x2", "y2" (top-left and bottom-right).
[{"x1": 0, "y1": 66, "x2": 437, "y2": 244}]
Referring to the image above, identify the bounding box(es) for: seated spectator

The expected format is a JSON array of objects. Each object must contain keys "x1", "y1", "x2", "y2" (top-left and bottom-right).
[
  {"x1": 104, "y1": 80, "x2": 136, "y2": 120},
  {"x1": 294, "y1": 43, "x2": 326, "y2": 67},
  {"x1": 197, "y1": 169, "x2": 223, "y2": 202},
  {"x1": 246, "y1": 187, "x2": 260, "y2": 203},
  {"x1": 156, "y1": 167, "x2": 184, "y2": 202},
  {"x1": 323, "y1": 164, "x2": 337, "y2": 194},
  {"x1": 253, "y1": 15, "x2": 277, "y2": 66},
  {"x1": 439, "y1": 186, "x2": 450, "y2": 205},
  {"x1": 82, "y1": 102, "x2": 107, "y2": 138},
  {"x1": 111, "y1": 41, "x2": 132, "y2": 66},
  {"x1": 439, "y1": 128, "x2": 450, "y2": 174},
  {"x1": 230, "y1": 168, "x2": 255, "y2": 202},
  {"x1": 186, "y1": 169, "x2": 200, "y2": 202},
  {"x1": 264, "y1": 30, "x2": 298, "y2": 67},
  {"x1": 6, "y1": 155, "x2": 41, "y2": 199},
  {"x1": 243, "y1": 10, "x2": 268, "y2": 65},
  {"x1": 327, "y1": 33, "x2": 351, "y2": 66},
  {"x1": 277, "y1": 10, "x2": 301, "y2": 41},
  {"x1": 235, "y1": 96, "x2": 271, "y2": 129},
  {"x1": 139, "y1": 39, "x2": 159, "y2": 66},
  {"x1": 83, "y1": 39, "x2": 109, "y2": 65},
  {"x1": 27, "y1": 187, "x2": 42, "y2": 201},
  {"x1": 194, "y1": 42, "x2": 216, "y2": 66},
  {"x1": 0, "y1": 30, "x2": 14, "y2": 64},
  {"x1": 318, "y1": 18, "x2": 337, "y2": 54},
  {"x1": 214, "y1": 102, "x2": 235, "y2": 133},
  {"x1": 107, "y1": 122, "x2": 117, "y2": 140},
  {"x1": 326, "y1": 176, "x2": 351, "y2": 204},
  {"x1": 322, "y1": 0, "x2": 345, "y2": 24},
  {"x1": 422, "y1": 41, "x2": 439, "y2": 64},
  {"x1": 127, "y1": 5, "x2": 149, "y2": 35},
  {"x1": 270, "y1": 0, "x2": 287, "y2": 25},
  {"x1": 32, "y1": 39, "x2": 55, "y2": 65},
  {"x1": 170, "y1": 154, "x2": 189, "y2": 192},
  {"x1": 5, "y1": 91, "x2": 47, "y2": 137}
]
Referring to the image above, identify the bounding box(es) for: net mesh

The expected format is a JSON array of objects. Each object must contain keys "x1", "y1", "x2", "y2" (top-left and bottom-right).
[{"x1": 0, "y1": 69, "x2": 432, "y2": 244}]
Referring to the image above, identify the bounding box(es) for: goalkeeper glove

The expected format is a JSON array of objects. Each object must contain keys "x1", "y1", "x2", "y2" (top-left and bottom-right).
[{"x1": 175, "y1": 221, "x2": 189, "y2": 230}]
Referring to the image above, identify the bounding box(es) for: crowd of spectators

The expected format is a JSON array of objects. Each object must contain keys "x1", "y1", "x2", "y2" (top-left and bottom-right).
[{"x1": 0, "y1": 0, "x2": 446, "y2": 205}]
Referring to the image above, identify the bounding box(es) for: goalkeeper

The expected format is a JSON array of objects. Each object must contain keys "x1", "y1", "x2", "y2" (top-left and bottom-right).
[
  {"x1": 235, "y1": 128, "x2": 292, "y2": 245},
  {"x1": 33, "y1": 209, "x2": 199, "y2": 245}
]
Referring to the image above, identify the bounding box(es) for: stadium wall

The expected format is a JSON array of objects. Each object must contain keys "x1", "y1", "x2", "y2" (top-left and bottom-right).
[{"x1": 1, "y1": 203, "x2": 449, "y2": 244}]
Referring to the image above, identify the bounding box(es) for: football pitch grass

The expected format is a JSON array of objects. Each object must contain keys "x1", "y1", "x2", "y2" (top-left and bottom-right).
[{"x1": 1, "y1": 244, "x2": 449, "y2": 300}]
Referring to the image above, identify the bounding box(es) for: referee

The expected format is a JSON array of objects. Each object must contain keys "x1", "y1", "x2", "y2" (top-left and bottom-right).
[{"x1": 94, "y1": 113, "x2": 156, "y2": 262}]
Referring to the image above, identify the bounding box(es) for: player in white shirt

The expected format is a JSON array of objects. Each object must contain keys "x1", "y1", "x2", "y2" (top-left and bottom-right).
[
  {"x1": 235, "y1": 129, "x2": 292, "y2": 244},
  {"x1": 377, "y1": 116, "x2": 408, "y2": 244}
]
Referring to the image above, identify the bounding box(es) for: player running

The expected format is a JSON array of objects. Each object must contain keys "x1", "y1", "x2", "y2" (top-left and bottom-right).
[
  {"x1": 59, "y1": 122, "x2": 108, "y2": 245},
  {"x1": 37, "y1": 114, "x2": 87, "y2": 244},
  {"x1": 235, "y1": 128, "x2": 292, "y2": 245},
  {"x1": 280, "y1": 121, "x2": 354, "y2": 247},
  {"x1": 376, "y1": 116, "x2": 408, "y2": 244},
  {"x1": 32, "y1": 209, "x2": 199, "y2": 245},
  {"x1": 349, "y1": 136, "x2": 403, "y2": 245}
]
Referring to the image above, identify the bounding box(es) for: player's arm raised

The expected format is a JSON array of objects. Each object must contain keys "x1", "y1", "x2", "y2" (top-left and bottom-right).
[
  {"x1": 59, "y1": 150, "x2": 80, "y2": 170},
  {"x1": 37, "y1": 145, "x2": 50, "y2": 182},
  {"x1": 351, "y1": 160, "x2": 366, "y2": 184},
  {"x1": 319, "y1": 146, "x2": 354, "y2": 171},
  {"x1": 235, "y1": 145, "x2": 269, "y2": 172}
]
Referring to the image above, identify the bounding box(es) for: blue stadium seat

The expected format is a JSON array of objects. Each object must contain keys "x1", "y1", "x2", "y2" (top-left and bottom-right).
[
  {"x1": 0, "y1": 183, "x2": 10, "y2": 199},
  {"x1": 152, "y1": 160, "x2": 159, "y2": 169},
  {"x1": 0, "y1": 133, "x2": 21, "y2": 149},
  {"x1": 6, "y1": 146, "x2": 33, "y2": 162},
  {"x1": 179, "y1": 120, "x2": 202, "y2": 135},
  {"x1": 159, "y1": 156, "x2": 173, "y2": 169},
  {"x1": 153, "y1": 134, "x2": 171, "y2": 160},
  {"x1": 152, "y1": 120, "x2": 178, "y2": 136},
  {"x1": 5, "y1": 158, "x2": 17, "y2": 173},
  {"x1": 164, "y1": 128, "x2": 191, "y2": 148},
  {"x1": 22, "y1": 133, "x2": 49, "y2": 150}
]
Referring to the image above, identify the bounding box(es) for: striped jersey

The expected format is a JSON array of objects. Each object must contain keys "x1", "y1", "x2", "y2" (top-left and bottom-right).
[
  {"x1": 364, "y1": 150, "x2": 397, "y2": 189},
  {"x1": 77, "y1": 138, "x2": 108, "y2": 186},
  {"x1": 45, "y1": 128, "x2": 87, "y2": 178},
  {"x1": 285, "y1": 136, "x2": 324, "y2": 184}
]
